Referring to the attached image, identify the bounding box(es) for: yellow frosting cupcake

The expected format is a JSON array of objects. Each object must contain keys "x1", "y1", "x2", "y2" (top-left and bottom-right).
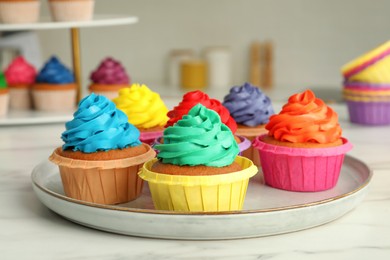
[{"x1": 113, "y1": 83, "x2": 169, "y2": 144}]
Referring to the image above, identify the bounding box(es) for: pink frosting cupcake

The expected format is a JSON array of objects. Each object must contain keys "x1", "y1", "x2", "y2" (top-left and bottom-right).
[
  {"x1": 4, "y1": 56, "x2": 36, "y2": 110},
  {"x1": 89, "y1": 57, "x2": 130, "y2": 100}
]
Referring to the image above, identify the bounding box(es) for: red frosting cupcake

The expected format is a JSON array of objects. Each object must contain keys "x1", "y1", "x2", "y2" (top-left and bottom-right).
[{"x1": 5, "y1": 56, "x2": 36, "y2": 110}]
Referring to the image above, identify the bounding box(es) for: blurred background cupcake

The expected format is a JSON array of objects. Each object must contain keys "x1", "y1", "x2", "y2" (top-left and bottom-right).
[
  {"x1": 0, "y1": 72, "x2": 9, "y2": 116},
  {"x1": 223, "y1": 82, "x2": 274, "y2": 166},
  {"x1": 32, "y1": 56, "x2": 76, "y2": 111},
  {"x1": 341, "y1": 40, "x2": 390, "y2": 125},
  {"x1": 48, "y1": 0, "x2": 94, "y2": 22},
  {"x1": 89, "y1": 57, "x2": 131, "y2": 100},
  {"x1": 0, "y1": 0, "x2": 40, "y2": 24},
  {"x1": 4, "y1": 56, "x2": 36, "y2": 110},
  {"x1": 113, "y1": 83, "x2": 168, "y2": 145}
]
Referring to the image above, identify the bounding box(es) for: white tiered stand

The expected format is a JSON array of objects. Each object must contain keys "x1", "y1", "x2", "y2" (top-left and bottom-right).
[{"x1": 0, "y1": 15, "x2": 138, "y2": 125}]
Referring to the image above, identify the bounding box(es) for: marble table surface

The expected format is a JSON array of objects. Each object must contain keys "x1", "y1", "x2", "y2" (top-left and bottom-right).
[{"x1": 1, "y1": 102, "x2": 390, "y2": 260}]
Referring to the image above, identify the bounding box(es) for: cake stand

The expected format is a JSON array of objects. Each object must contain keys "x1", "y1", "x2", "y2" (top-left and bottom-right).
[{"x1": 0, "y1": 15, "x2": 138, "y2": 125}]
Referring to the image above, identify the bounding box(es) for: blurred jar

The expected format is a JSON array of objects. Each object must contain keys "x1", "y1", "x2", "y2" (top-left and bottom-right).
[
  {"x1": 180, "y1": 59, "x2": 207, "y2": 90},
  {"x1": 203, "y1": 46, "x2": 231, "y2": 89},
  {"x1": 168, "y1": 49, "x2": 194, "y2": 88}
]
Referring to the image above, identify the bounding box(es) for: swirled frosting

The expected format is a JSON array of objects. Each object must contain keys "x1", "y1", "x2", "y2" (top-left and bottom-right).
[
  {"x1": 0, "y1": 72, "x2": 7, "y2": 89},
  {"x1": 36, "y1": 56, "x2": 74, "y2": 84},
  {"x1": 223, "y1": 82, "x2": 274, "y2": 126},
  {"x1": 62, "y1": 93, "x2": 141, "y2": 153},
  {"x1": 90, "y1": 57, "x2": 130, "y2": 84},
  {"x1": 5, "y1": 56, "x2": 36, "y2": 85},
  {"x1": 266, "y1": 90, "x2": 342, "y2": 144},
  {"x1": 166, "y1": 90, "x2": 237, "y2": 133},
  {"x1": 113, "y1": 83, "x2": 169, "y2": 129},
  {"x1": 156, "y1": 104, "x2": 239, "y2": 167}
]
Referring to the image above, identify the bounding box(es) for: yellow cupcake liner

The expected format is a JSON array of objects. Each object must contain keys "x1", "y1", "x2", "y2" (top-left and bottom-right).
[
  {"x1": 347, "y1": 58, "x2": 390, "y2": 83},
  {"x1": 341, "y1": 41, "x2": 390, "y2": 83},
  {"x1": 139, "y1": 156, "x2": 258, "y2": 212},
  {"x1": 344, "y1": 94, "x2": 390, "y2": 102}
]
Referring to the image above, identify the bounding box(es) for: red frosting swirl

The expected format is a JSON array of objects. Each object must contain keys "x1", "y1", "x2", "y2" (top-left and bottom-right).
[
  {"x1": 4, "y1": 56, "x2": 36, "y2": 85},
  {"x1": 166, "y1": 90, "x2": 237, "y2": 133},
  {"x1": 265, "y1": 90, "x2": 341, "y2": 143}
]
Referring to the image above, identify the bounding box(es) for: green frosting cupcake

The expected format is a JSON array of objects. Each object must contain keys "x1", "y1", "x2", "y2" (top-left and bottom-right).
[
  {"x1": 0, "y1": 72, "x2": 7, "y2": 89},
  {"x1": 155, "y1": 104, "x2": 239, "y2": 167}
]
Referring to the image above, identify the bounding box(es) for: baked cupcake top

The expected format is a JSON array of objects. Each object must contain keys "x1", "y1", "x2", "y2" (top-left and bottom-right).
[
  {"x1": 36, "y1": 56, "x2": 74, "y2": 84},
  {"x1": 112, "y1": 83, "x2": 169, "y2": 129},
  {"x1": 4, "y1": 56, "x2": 36, "y2": 85},
  {"x1": 61, "y1": 93, "x2": 141, "y2": 153},
  {"x1": 223, "y1": 82, "x2": 274, "y2": 126},
  {"x1": 166, "y1": 90, "x2": 237, "y2": 133},
  {"x1": 0, "y1": 72, "x2": 7, "y2": 89},
  {"x1": 266, "y1": 90, "x2": 342, "y2": 144},
  {"x1": 155, "y1": 104, "x2": 239, "y2": 167},
  {"x1": 90, "y1": 57, "x2": 130, "y2": 85}
]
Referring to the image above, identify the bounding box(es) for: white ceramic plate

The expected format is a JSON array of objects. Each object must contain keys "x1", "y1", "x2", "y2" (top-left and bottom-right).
[{"x1": 31, "y1": 155, "x2": 371, "y2": 240}]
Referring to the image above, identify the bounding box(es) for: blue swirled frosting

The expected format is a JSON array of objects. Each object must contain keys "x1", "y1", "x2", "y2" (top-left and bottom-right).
[
  {"x1": 223, "y1": 82, "x2": 274, "y2": 126},
  {"x1": 62, "y1": 93, "x2": 141, "y2": 153},
  {"x1": 36, "y1": 56, "x2": 74, "y2": 84}
]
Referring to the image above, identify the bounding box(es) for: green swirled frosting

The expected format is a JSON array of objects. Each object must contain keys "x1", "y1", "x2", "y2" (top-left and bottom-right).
[{"x1": 155, "y1": 104, "x2": 239, "y2": 167}]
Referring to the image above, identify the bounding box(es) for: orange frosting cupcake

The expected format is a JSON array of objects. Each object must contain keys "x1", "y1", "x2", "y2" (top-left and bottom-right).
[{"x1": 265, "y1": 89, "x2": 342, "y2": 147}]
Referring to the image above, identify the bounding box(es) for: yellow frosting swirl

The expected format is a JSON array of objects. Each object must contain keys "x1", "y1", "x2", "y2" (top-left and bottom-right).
[{"x1": 113, "y1": 83, "x2": 169, "y2": 129}]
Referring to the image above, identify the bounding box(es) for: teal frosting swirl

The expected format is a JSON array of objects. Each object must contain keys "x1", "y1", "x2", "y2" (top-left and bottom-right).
[
  {"x1": 62, "y1": 93, "x2": 141, "y2": 153},
  {"x1": 155, "y1": 104, "x2": 239, "y2": 167}
]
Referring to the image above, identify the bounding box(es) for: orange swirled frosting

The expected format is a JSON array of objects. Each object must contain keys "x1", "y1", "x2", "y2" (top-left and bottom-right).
[{"x1": 265, "y1": 90, "x2": 342, "y2": 144}]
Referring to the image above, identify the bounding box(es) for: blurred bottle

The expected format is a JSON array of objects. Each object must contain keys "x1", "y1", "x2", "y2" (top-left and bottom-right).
[
  {"x1": 180, "y1": 59, "x2": 207, "y2": 90},
  {"x1": 168, "y1": 49, "x2": 194, "y2": 88},
  {"x1": 203, "y1": 46, "x2": 231, "y2": 89}
]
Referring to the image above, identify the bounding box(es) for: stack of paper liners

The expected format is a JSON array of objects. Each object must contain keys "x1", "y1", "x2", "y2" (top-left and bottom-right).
[
  {"x1": 341, "y1": 40, "x2": 390, "y2": 125},
  {"x1": 49, "y1": 144, "x2": 155, "y2": 205},
  {"x1": 139, "y1": 156, "x2": 257, "y2": 212}
]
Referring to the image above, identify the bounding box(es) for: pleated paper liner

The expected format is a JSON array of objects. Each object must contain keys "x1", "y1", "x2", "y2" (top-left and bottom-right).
[
  {"x1": 32, "y1": 84, "x2": 77, "y2": 111},
  {"x1": 49, "y1": 0, "x2": 95, "y2": 22},
  {"x1": 0, "y1": 1, "x2": 40, "y2": 24},
  {"x1": 140, "y1": 130, "x2": 164, "y2": 145},
  {"x1": 139, "y1": 156, "x2": 258, "y2": 212},
  {"x1": 253, "y1": 135, "x2": 353, "y2": 192},
  {"x1": 236, "y1": 126, "x2": 268, "y2": 167},
  {"x1": 49, "y1": 143, "x2": 156, "y2": 205},
  {"x1": 343, "y1": 81, "x2": 390, "y2": 90},
  {"x1": 0, "y1": 90, "x2": 9, "y2": 116},
  {"x1": 342, "y1": 40, "x2": 390, "y2": 81}
]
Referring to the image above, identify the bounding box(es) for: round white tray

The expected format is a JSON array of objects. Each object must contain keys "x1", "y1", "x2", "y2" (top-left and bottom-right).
[
  {"x1": 0, "y1": 15, "x2": 138, "y2": 31},
  {"x1": 31, "y1": 155, "x2": 372, "y2": 240}
]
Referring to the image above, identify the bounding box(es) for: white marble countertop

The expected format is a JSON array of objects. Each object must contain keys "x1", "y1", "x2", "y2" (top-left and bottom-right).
[{"x1": 1, "y1": 102, "x2": 390, "y2": 260}]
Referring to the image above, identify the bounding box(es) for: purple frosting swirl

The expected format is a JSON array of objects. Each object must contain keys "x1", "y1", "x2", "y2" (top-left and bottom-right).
[
  {"x1": 223, "y1": 82, "x2": 274, "y2": 126},
  {"x1": 90, "y1": 57, "x2": 130, "y2": 84}
]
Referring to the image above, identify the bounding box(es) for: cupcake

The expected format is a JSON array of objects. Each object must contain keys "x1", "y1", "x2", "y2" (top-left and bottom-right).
[
  {"x1": 139, "y1": 104, "x2": 257, "y2": 212},
  {"x1": 49, "y1": 93, "x2": 156, "y2": 205},
  {"x1": 32, "y1": 56, "x2": 76, "y2": 111},
  {"x1": 223, "y1": 82, "x2": 274, "y2": 166},
  {"x1": 4, "y1": 56, "x2": 36, "y2": 110},
  {"x1": 341, "y1": 41, "x2": 390, "y2": 125},
  {"x1": 89, "y1": 57, "x2": 130, "y2": 100},
  {"x1": 113, "y1": 83, "x2": 169, "y2": 144},
  {"x1": 0, "y1": 72, "x2": 9, "y2": 116},
  {"x1": 0, "y1": 0, "x2": 40, "y2": 24},
  {"x1": 253, "y1": 90, "x2": 352, "y2": 192},
  {"x1": 48, "y1": 0, "x2": 94, "y2": 22},
  {"x1": 164, "y1": 90, "x2": 250, "y2": 153}
]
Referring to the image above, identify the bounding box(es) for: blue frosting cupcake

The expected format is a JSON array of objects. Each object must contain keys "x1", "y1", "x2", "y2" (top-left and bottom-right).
[
  {"x1": 36, "y1": 56, "x2": 74, "y2": 84},
  {"x1": 49, "y1": 93, "x2": 156, "y2": 205}
]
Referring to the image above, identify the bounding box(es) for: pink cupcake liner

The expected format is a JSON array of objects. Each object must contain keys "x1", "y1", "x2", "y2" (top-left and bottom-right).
[
  {"x1": 152, "y1": 135, "x2": 251, "y2": 155},
  {"x1": 140, "y1": 130, "x2": 164, "y2": 145},
  {"x1": 253, "y1": 134, "x2": 352, "y2": 192},
  {"x1": 346, "y1": 100, "x2": 390, "y2": 125}
]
